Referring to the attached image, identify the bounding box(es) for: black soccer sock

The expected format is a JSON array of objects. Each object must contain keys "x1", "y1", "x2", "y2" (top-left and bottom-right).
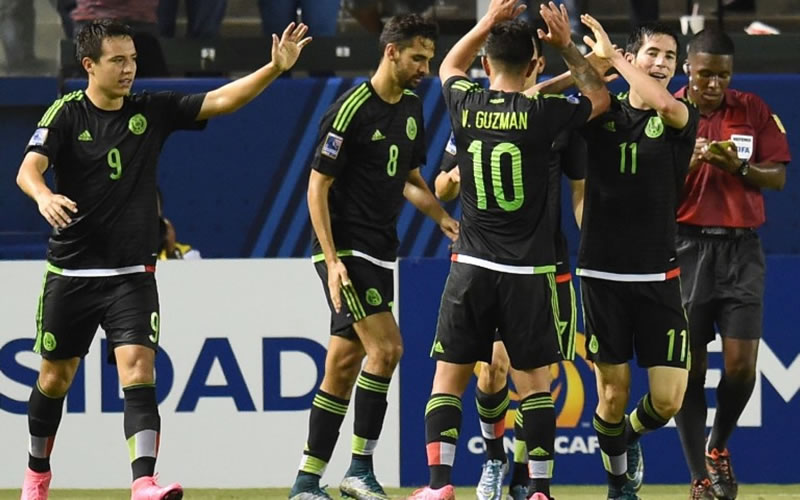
[
  {"x1": 425, "y1": 394, "x2": 462, "y2": 489},
  {"x1": 520, "y1": 393, "x2": 555, "y2": 497},
  {"x1": 27, "y1": 382, "x2": 65, "y2": 473},
  {"x1": 594, "y1": 413, "x2": 627, "y2": 490},
  {"x1": 625, "y1": 393, "x2": 670, "y2": 444},
  {"x1": 351, "y1": 371, "x2": 391, "y2": 469},
  {"x1": 510, "y1": 410, "x2": 530, "y2": 488},
  {"x1": 475, "y1": 384, "x2": 509, "y2": 463},
  {"x1": 123, "y1": 384, "x2": 160, "y2": 481},
  {"x1": 675, "y1": 373, "x2": 710, "y2": 480},
  {"x1": 708, "y1": 373, "x2": 756, "y2": 452},
  {"x1": 299, "y1": 390, "x2": 350, "y2": 479}
]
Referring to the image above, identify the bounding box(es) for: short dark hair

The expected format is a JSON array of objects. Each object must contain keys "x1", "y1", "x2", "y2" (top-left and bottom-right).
[
  {"x1": 688, "y1": 27, "x2": 735, "y2": 56},
  {"x1": 626, "y1": 22, "x2": 680, "y2": 56},
  {"x1": 379, "y1": 14, "x2": 438, "y2": 53},
  {"x1": 75, "y1": 19, "x2": 134, "y2": 62},
  {"x1": 486, "y1": 20, "x2": 534, "y2": 71}
]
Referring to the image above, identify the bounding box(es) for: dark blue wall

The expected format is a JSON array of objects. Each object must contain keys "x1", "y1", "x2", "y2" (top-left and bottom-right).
[{"x1": 1, "y1": 75, "x2": 797, "y2": 259}]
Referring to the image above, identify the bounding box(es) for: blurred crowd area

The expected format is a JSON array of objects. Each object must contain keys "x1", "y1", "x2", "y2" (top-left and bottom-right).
[{"x1": 0, "y1": 0, "x2": 796, "y2": 76}]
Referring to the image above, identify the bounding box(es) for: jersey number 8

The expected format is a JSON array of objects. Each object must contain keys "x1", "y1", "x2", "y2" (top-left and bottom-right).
[{"x1": 467, "y1": 140, "x2": 523, "y2": 212}]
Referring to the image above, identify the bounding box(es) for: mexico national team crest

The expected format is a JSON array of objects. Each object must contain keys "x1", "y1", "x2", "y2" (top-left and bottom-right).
[
  {"x1": 406, "y1": 116, "x2": 417, "y2": 140},
  {"x1": 129, "y1": 113, "x2": 148, "y2": 135},
  {"x1": 645, "y1": 116, "x2": 664, "y2": 138}
]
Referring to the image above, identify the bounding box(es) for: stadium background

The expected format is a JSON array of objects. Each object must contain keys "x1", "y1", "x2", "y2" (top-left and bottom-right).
[{"x1": 0, "y1": 1, "x2": 799, "y2": 491}]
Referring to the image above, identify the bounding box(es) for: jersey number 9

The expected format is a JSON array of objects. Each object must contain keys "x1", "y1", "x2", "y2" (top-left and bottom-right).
[{"x1": 107, "y1": 148, "x2": 123, "y2": 180}]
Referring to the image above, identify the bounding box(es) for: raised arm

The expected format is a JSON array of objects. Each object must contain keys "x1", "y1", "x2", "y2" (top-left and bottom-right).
[
  {"x1": 581, "y1": 14, "x2": 688, "y2": 129},
  {"x1": 439, "y1": 0, "x2": 526, "y2": 82},
  {"x1": 537, "y1": 2, "x2": 609, "y2": 120},
  {"x1": 17, "y1": 152, "x2": 77, "y2": 229},
  {"x1": 405, "y1": 169, "x2": 460, "y2": 241},
  {"x1": 196, "y1": 23, "x2": 311, "y2": 120}
]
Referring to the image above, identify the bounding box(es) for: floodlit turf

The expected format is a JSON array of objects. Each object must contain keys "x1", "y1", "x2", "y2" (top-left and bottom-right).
[{"x1": 2, "y1": 485, "x2": 800, "y2": 499}]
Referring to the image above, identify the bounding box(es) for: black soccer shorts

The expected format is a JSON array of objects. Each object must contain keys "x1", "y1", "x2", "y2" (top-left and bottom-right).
[
  {"x1": 432, "y1": 261, "x2": 562, "y2": 371},
  {"x1": 314, "y1": 256, "x2": 394, "y2": 339},
  {"x1": 677, "y1": 229, "x2": 765, "y2": 346},
  {"x1": 580, "y1": 276, "x2": 690, "y2": 369},
  {"x1": 35, "y1": 268, "x2": 160, "y2": 363}
]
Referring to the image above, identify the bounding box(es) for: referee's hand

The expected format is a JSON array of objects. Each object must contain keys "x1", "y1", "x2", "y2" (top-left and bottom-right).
[{"x1": 327, "y1": 259, "x2": 351, "y2": 314}]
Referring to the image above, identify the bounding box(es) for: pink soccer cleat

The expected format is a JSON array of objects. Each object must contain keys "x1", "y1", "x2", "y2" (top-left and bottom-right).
[
  {"x1": 529, "y1": 494, "x2": 550, "y2": 500},
  {"x1": 20, "y1": 468, "x2": 51, "y2": 500},
  {"x1": 406, "y1": 485, "x2": 455, "y2": 500},
  {"x1": 131, "y1": 474, "x2": 183, "y2": 500}
]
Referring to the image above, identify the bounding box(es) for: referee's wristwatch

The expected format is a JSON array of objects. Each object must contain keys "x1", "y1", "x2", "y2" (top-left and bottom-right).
[{"x1": 737, "y1": 160, "x2": 750, "y2": 177}]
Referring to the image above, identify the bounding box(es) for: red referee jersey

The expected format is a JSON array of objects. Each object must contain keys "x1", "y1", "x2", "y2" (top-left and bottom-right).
[{"x1": 675, "y1": 87, "x2": 791, "y2": 228}]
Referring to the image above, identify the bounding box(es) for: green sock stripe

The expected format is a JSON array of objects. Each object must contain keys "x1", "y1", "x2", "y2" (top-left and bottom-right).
[
  {"x1": 356, "y1": 374, "x2": 390, "y2": 393},
  {"x1": 513, "y1": 437, "x2": 527, "y2": 463},
  {"x1": 476, "y1": 393, "x2": 510, "y2": 419},
  {"x1": 642, "y1": 394, "x2": 668, "y2": 423},
  {"x1": 514, "y1": 409, "x2": 523, "y2": 426},
  {"x1": 547, "y1": 273, "x2": 563, "y2": 353},
  {"x1": 313, "y1": 394, "x2": 348, "y2": 415},
  {"x1": 601, "y1": 451, "x2": 613, "y2": 473},
  {"x1": 300, "y1": 454, "x2": 328, "y2": 475},
  {"x1": 629, "y1": 409, "x2": 646, "y2": 433},
  {"x1": 521, "y1": 402, "x2": 555, "y2": 411},
  {"x1": 123, "y1": 383, "x2": 156, "y2": 391},
  {"x1": 593, "y1": 417, "x2": 624, "y2": 436},
  {"x1": 333, "y1": 85, "x2": 371, "y2": 132},
  {"x1": 425, "y1": 396, "x2": 462, "y2": 414}
]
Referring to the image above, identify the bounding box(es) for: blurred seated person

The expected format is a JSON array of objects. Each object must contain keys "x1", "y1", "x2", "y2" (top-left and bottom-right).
[
  {"x1": 72, "y1": 0, "x2": 168, "y2": 76},
  {"x1": 258, "y1": 0, "x2": 339, "y2": 37},
  {"x1": 159, "y1": 217, "x2": 201, "y2": 260},
  {"x1": 157, "y1": 189, "x2": 201, "y2": 260},
  {"x1": 158, "y1": 0, "x2": 226, "y2": 39}
]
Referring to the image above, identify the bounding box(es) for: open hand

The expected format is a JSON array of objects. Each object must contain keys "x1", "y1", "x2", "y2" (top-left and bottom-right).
[
  {"x1": 271, "y1": 22, "x2": 312, "y2": 72},
  {"x1": 485, "y1": 0, "x2": 527, "y2": 25},
  {"x1": 538, "y1": 2, "x2": 572, "y2": 49},
  {"x1": 581, "y1": 14, "x2": 616, "y2": 60}
]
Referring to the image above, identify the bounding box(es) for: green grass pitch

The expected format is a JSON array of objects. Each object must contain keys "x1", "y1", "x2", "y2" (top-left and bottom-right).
[{"x1": 2, "y1": 485, "x2": 800, "y2": 499}]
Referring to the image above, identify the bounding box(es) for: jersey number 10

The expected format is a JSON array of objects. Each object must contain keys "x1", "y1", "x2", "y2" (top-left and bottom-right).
[{"x1": 467, "y1": 140, "x2": 523, "y2": 212}]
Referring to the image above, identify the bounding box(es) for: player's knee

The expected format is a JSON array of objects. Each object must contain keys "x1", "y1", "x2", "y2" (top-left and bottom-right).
[
  {"x1": 597, "y1": 382, "x2": 629, "y2": 416},
  {"x1": 650, "y1": 391, "x2": 683, "y2": 419},
  {"x1": 725, "y1": 361, "x2": 756, "y2": 382},
  {"x1": 370, "y1": 341, "x2": 403, "y2": 370},
  {"x1": 38, "y1": 370, "x2": 73, "y2": 396}
]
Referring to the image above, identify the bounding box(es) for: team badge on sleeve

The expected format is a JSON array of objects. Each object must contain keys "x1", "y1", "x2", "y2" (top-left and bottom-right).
[
  {"x1": 322, "y1": 132, "x2": 344, "y2": 159},
  {"x1": 445, "y1": 133, "x2": 457, "y2": 156},
  {"x1": 28, "y1": 128, "x2": 49, "y2": 147},
  {"x1": 566, "y1": 94, "x2": 580, "y2": 104}
]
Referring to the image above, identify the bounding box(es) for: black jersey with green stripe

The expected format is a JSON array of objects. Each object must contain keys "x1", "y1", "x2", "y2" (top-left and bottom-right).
[
  {"x1": 310, "y1": 81, "x2": 426, "y2": 261},
  {"x1": 442, "y1": 76, "x2": 591, "y2": 267},
  {"x1": 24, "y1": 89, "x2": 206, "y2": 269},
  {"x1": 578, "y1": 92, "x2": 699, "y2": 275}
]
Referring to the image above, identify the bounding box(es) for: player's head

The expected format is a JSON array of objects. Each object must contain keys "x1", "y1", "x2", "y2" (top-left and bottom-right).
[
  {"x1": 481, "y1": 20, "x2": 538, "y2": 85},
  {"x1": 76, "y1": 19, "x2": 136, "y2": 97},
  {"x1": 685, "y1": 27, "x2": 734, "y2": 110},
  {"x1": 379, "y1": 14, "x2": 438, "y2": 89},
  {"x1": 625, "y1": 23, "x2": 680, "y2": 88}
]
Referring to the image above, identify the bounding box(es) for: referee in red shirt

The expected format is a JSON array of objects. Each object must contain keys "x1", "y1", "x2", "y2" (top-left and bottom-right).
[{"x1": 673, "y1": 28, "x2": 791, "y2": 500}]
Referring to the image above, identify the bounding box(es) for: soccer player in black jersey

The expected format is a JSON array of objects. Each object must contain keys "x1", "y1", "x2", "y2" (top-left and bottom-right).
[
  {"x1": 411, "y1": 1, "x2": 609, "y2": 499},
  {"x1": 292, "y1": 14, "x2": 459, "y2": 500},
  {"x1": 575, "y1": 15, "x2": 700, "y2": 500},
  {"x1": 434, "y1": 30, "x2": 587, "y2": 500},
  {"x1": 15, "y1": 19, "x2": 311, "y2": 500}
]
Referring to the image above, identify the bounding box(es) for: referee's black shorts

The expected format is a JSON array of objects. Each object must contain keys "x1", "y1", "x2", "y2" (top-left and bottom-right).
[{"x1": 677, "y1": 225, "x2": 765, "y2": 347}]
